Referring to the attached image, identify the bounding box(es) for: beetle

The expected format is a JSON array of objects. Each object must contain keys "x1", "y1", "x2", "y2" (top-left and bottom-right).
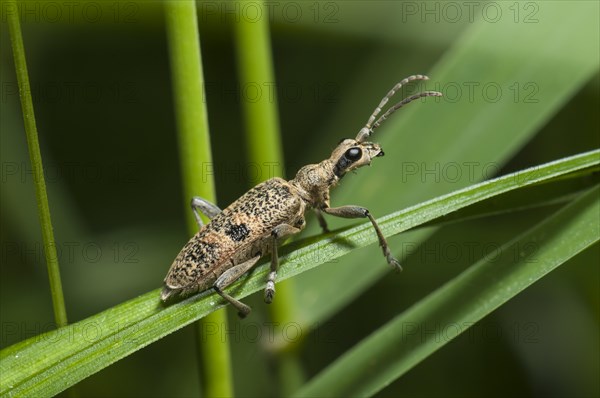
[{"x1": 161, "y1": 74, "x2": 442, "y2": 317}]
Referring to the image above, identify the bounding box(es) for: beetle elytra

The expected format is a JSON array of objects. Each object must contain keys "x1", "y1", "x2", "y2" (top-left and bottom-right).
[{"x1": 162, "y1": 74, "x2": 442, "y2": 317}]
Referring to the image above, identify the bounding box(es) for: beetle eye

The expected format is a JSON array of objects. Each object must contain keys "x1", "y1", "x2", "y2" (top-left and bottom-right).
[{"x1": 344, "y1": 147, "x2": 362, "y2": 161}]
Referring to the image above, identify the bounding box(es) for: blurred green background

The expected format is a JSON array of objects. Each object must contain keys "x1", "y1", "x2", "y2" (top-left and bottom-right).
[{"x1": 1, "y1": 1, "x2": 598, "y2": 397}]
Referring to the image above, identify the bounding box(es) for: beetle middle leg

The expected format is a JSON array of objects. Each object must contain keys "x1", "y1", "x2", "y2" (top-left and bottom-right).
[
  {"x1": 314, "y1": 209, "x2": 330, "y2": 233},
  {"x1": 191, "y1": 196, "x2": 222, "y2": 230},
  {"x1": 265, "y1": 224, "x2": 301, "y2": 304},
  {"x1": 322, "y1": 205, "x2": 402, "y2": 271},
  {"x1": 214, "y1": 254, "x2": 261, "y2": 318}
]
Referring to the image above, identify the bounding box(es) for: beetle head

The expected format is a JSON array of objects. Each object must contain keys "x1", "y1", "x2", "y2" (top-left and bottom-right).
[{"x1": 330, "y1": 138, "x2": 384, "y2": 178}]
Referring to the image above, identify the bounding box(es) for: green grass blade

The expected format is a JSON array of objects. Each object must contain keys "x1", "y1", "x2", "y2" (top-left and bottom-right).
[
  {"x1": 5, "y1": 0, "x2": 67, "y2": 328},
  {"x1": 291, "y1": 1, "x2": 600, "y2": 328},
  {"x1": 0, "y1": 150, "x2": 597, "y2": 397},
  {"x1": 294, "y1": 184, "x2": 600, "y2": 398},
  {"x1": 419, "y1": 167, "x2": 600, "y2": 229},
  {"x1": 164, "y1": 2, "x2": 233, "y2": 397}
]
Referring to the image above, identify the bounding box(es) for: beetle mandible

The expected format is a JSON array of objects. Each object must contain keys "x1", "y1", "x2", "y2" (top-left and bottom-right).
[{"x1": 161, "y1": 74, "x2": 442, "y2": 317}]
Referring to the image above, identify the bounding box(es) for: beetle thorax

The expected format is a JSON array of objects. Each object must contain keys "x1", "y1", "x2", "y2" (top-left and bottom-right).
[
  {"x1": 289, "y1": 138, "x2": 384, "y2": 207},
  {"x1": 289, "y1": 161, "x2": 336, "y2": 207}
]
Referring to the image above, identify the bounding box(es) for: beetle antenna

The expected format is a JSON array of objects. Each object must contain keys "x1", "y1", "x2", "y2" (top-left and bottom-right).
[
  {"x1": 355, "y1": 75, "x2": 442, "y2": 142},
  {"x1": 371, "y1": 90, "x2": 442, "y2": 131}
]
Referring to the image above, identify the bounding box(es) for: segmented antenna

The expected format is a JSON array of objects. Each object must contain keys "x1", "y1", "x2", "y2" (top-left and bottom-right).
[{"x1": 355, "y1": 75, "x2": 442, "y2": 142}]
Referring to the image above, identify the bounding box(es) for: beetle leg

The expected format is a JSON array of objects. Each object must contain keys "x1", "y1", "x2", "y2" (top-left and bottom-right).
[
  {"x1": 323, "y1": 205, "x2": 402, "y2": 271},
  {"x1": 265, "y1": 224, "x2": 301, "y2": 304},
  {"x1": 191, "y1": 196, "x2": 222, "y2": 230},
  {"x1": 314, "y1": 209, "x2": 330, "y2": 233},
  {"x1": 214, "y1": 254, "x2": 261, "y2": 318}
]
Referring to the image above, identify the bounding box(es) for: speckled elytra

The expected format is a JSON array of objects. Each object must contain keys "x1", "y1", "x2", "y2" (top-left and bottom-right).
[{"x1": 161, "y1": 75, "x2": 442, "y2": 317}]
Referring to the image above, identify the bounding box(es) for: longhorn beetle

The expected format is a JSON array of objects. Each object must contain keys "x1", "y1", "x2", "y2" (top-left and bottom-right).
[{"x1": 162, "y1": 75, "x2": 442, "y2": 317}]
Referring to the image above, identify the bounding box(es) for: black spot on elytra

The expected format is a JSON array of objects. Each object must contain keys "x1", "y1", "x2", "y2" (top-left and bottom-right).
[{"x1": 225, "y1": 223, "x2": 251, "y2": 242}]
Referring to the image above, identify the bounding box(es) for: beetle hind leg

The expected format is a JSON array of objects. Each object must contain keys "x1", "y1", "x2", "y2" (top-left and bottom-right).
[
  {"x1": 214, "y1": 287, "x2": 251, "y2": 318},
  {"x1": 214, "y1": 255, "x2": 261, "y2": 318}
]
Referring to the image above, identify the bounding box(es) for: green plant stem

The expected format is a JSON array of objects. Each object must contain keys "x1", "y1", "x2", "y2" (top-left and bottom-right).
[
  {"x1": 6, "y1": 0, "x2": 67, "y2": 328},
  {"x1": 233, "y1": 0, "x2": 284, "y2": 179},
  {"x1": 232, "y1": 1, "x2": 303, "y2": 392},
  {"x1": 164, "y1": 2, "x2": 233, "y2": 397}
]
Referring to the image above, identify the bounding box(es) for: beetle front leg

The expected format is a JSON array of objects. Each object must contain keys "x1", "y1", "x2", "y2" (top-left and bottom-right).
[
  {"x1": 265, "y1": 224, "x2": 301, "y2": 304},
  {"x1": 191, "y1": 196, "x2": 222, "y2": 230},
  {"x1": 214, "y1": 255, "x2": 261, "y2": 318},
  {"x1": 323, "y1": 205, "x2": 402, "y2": 271}
]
